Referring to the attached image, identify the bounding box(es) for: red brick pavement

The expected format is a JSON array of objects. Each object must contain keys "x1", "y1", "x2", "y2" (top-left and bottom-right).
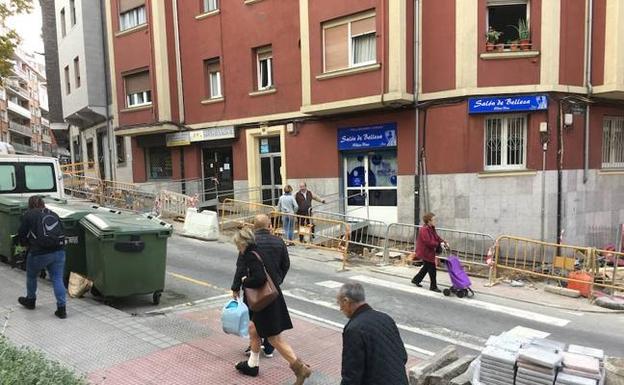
[{"x1": 89, "y1": 307, "x2": 420, "y2": 385}]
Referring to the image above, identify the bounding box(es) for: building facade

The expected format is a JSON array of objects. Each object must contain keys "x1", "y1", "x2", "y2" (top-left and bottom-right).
[{"x1": 65, "y1": 0, "x2": 624, "y2": 246}]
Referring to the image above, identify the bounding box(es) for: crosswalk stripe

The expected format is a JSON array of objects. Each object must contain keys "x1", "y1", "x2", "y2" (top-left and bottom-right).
[{"x1": 348, "y1": 275, "x2": 571, "y2": 327}]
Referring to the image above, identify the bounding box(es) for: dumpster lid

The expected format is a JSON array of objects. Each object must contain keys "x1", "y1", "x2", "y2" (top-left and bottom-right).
[
  {"x1": 81, "y1": 212, "x2": 173, "y2": 235},
  {"x1": 0, "y1": 196, "x2": 30, "y2": 212},
  {"x1": 46, "y1": 201, "x2": 103, "y2": 220}
]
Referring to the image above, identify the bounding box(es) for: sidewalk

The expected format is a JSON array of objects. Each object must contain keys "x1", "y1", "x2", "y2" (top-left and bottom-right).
[{"x1": 0, "y1": 264, "x2": 419, "y2": 384}]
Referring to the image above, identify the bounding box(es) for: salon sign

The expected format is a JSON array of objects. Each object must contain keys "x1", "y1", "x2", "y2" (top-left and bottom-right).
[{"x1": 468, "y1": 95, "x2": 548, "y2": 114}]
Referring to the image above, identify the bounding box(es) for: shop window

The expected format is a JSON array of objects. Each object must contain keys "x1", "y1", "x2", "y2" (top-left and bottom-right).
[
  {"x1": 255, "y1": 46, "x2": 273, "y2": 90},
  {"x1": 60, "y1": 8, "x2": 66, "y2": 37},
  {"x1": 203, "y1": 0, "x2": 218, "y2": 13},
  {"x1": 602, "y1": 117, "x2": 624, "y2": 169},
  {"x1": 487, "y1": 0, "x2": 530, "y2": 48},
  {"x1": 485, "y1": 115, "x2": 526, "y2": 170},
  {"x1": 204, "y1": 58, "x2": 222, "y2": 99},
  {"x1": 74, "y1": 57, "x2": 81, "y2": 89},
  {"x1": 116, "y1": 136, "x2": 126, "y2": 164},
  {"x1": 86, "y1": 140, "x2": 94, "y2": 168},
  {"x1": 147, "y1": 147, "x2": 173, "y2": 179},
  {"x1": 119, "y1": 1, "x2": 146, "y2": 31},
  {"x1": 124, "y1": 71, "x2": 152, "y2": 108},
  {"x1": 64, "y1": 66, "x2": 70, "y2": 95},
  {"x1": 323, "y1": 12, "x2": 376, "y2": 72}
]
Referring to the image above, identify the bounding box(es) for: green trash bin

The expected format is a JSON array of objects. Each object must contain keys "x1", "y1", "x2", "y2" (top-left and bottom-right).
[
  {"x1": 79, "y1": 211, "x2": 172, "y2": 304},
  {"x1": 0, "y1": 196, "x2": 29, "y2": 265}
]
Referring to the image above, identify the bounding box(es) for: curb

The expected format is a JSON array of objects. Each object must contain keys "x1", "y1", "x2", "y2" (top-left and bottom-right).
[{"x1": 367, "y1": 267, "x2": 624, "y2": 314}]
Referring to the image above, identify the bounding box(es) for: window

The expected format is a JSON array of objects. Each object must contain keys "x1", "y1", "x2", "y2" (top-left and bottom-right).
[
  {"x1": 60, "y1": 8, "x2": 66, "y2": 37},
  {"x1": 0, "y1": 165, "x2": 17, "y2": 192},
  {"x1": 487, "y1": 0, "x2": 529, "y2": 45},
  {"x1": 116, "y1": 136, "x2": 126, "y2": 164},
  {"x1": 64, "y1": 66, "x2": 70, "y2": 94},
  {"x1": 323, "y1": 13, "x2": 376, "y2": 72},
  {"x1": 203, "y1": 0, "x2": 218, "y2": 12},
  {"x1": 204, "y1": 59, "x2": 222, "y2": 99},
  {"x1": 74, "y1": 57, "x2": 81, "y2": 88},
  {"x1": 147, "y1": 147, "x2": 172, "y2": 179},
  {"x1": 124, "y1": 71, "x2": 152, "y2": 108},
  {"x1": 602, "y1": 117, "x2": 624, "y2": 169},
  {"x1": 484, "y1": 115, "x2": 527, "y2": 170},
  {"x1": 256, "y1": 46, "x2": 273, "y2": 90},
  {"x1": 24, "y1": 164, "x2": 55, "y2": 191},
  {"x1": 119, "y1": 1, "x2": 146, "y2": 31},
  {"x1": 70, "y1": 0, "x2": 76, "y2": 26},
  {"x1": 87, "y1": 140, "x2": 94, "y2": 168}
]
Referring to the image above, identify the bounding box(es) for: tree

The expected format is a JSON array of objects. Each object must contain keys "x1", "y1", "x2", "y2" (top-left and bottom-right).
[{"x1": 0, "y1": 0, "x2": 33, "y2": 83}]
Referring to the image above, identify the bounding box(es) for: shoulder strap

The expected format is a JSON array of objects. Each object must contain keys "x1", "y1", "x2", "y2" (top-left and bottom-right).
[{"x1": 251, "y1": 250, "x2": 265, "y2": 265}]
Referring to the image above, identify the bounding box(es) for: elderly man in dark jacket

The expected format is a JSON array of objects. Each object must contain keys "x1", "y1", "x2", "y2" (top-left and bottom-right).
[
  {"x1": 337, "y1": 283, "x2": 408, "y2": 385},
  {"x1": 232, "y1": 214, "x2": 290, "y2": 357}
]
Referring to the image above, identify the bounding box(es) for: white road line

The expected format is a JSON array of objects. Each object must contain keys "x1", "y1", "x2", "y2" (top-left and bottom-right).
[
  {"x1": 507, "y1": 326, "x2": 550, "y2": 340},
  {"x1": 283, "y1": 289, "x2": 485, "y2": 352},
  {"x1": 349, "y1": 275, "x2": 571, "y2": 327},
  {"x1": 146, "y1": 294, "x2": 231, "y2": 314},
  {"x1": 289, "y1": 308, "x2": 435, "y2": 358},
  {"x1": 315, "y1": 280, "x2": 344, "y2": 289}
]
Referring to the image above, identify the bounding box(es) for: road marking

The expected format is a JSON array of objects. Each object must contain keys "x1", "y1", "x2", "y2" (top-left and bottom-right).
[
  {"x1": 289, "y1": 308, "x2": 435, "y2": 358},
  {"x1": 315, "y1": 280, "x2": 344, "y2": 289},
  {"x1": 349, "y1": 275, "x2": 571, "y2": 327},
  {"x1": 283, "y1": 289, "x2": 485, "y2": 352},
  {"x1": 147, "y1": 294, "x2": 231, "y2": 314},
  {"x1": 167, "y1": 272, "x2": 228, "y2": 292},
  {"x1": 507, "y1": 326, "x2": 550, "y2": 339}
]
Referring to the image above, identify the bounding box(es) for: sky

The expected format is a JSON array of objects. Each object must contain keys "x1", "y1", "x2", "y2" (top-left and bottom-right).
[{"x1": 6, "y1": 1, "x2": 44, "y2": 63}]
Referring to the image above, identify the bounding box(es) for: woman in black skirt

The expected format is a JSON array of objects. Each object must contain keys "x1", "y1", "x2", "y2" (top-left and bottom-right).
[{"x1": 233, "y1": 227, "x2": 312, "y2": 384}]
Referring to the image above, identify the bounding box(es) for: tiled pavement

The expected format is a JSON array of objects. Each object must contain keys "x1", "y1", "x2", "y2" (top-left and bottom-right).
[{"x1": 0, "y1": 264, "x2": 419, "y2": 384}]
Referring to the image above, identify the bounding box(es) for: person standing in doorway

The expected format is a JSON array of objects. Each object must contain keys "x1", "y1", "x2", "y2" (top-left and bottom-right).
[
  {"x1": 411, "y1": 212, "x2": 447, "y2": 293},
  {"x1": 17, "y1": 196, "x2": 67, "y2": 319},
  {"x1": 295, "y1": 182, "x2": 325, "y2": 242},
  {"x1": 277, "y1": 185, "x2": 298, "y2": 245}
]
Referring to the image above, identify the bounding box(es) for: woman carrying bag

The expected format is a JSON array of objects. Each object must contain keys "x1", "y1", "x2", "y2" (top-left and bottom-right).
[
  {"x1": 233, "y1": 228, "x2": 312, "y2": 384},
  {"x1": 411, "y1": 212, "x2": 448, "y2": 293}
]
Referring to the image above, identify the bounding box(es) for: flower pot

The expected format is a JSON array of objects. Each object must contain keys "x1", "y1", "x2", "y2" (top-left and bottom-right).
[
  {"x1": 520, "y1": 39, "x2": 531, "y2": 50},
  {"x1": 510, "y1": 42, "x2": 520, "y2": 52},
  {"x1": 486, "y1": 42, "x2": 495, "y2": 52},
  {"x1": 496, "y1": 44, "x2": 505, "y2": 52}
]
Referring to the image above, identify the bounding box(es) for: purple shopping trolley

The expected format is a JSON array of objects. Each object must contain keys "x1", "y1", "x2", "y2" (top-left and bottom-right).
[{"x1": 443, "y1": 254, "x2": 475, "y2": 298}]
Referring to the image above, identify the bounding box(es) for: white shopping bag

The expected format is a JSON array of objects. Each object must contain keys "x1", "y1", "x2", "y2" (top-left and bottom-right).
[{"x1": 221, "y1": 297, "x2": 249, "y2": 337}]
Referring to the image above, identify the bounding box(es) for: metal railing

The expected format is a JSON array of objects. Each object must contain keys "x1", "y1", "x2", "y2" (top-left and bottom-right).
[
  {"x1": 11, "y1": 142, "x2": 34, "y2": 154},
  {"x1": 153, "y1": 190, "x2": 199, "y2": 219},
  {"x1": 314, "y1": 210, "x2": 388, "y2": 255},
  {"x1": 8, "y1": 121, "x2": 33, "y2": 137},
  {"x1": 219, "y1": 198, "x2": 276, "y2": 230},
  {"x1": 61, "y1": 162, "x2": 99, "y2": 177}
]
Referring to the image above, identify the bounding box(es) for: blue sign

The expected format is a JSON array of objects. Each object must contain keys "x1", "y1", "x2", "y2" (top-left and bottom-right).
[
  {"x1": 468, "y1": 95, "x2": 548, "y2": 114},
  {"x1": 338, "y1": 123, "x2": 397, "y2": 151}
]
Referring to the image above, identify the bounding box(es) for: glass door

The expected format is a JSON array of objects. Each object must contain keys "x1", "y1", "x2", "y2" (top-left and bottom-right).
[
  {"x1": 259, "y1": 136, "x2": 282, "y2": 205},
  {"x1": 203, "y1": 147, "x2": 234, "y2": 202}
]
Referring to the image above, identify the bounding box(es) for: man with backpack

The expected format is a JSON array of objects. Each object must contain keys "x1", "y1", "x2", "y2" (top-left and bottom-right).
[{"x1": 17, "y1": 196, "x2": 67, "y2": 319}]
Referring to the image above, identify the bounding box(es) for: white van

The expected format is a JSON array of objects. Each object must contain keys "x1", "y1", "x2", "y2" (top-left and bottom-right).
[{"x1": 0, "y1": 151, "x2": 65, "y2": 199}]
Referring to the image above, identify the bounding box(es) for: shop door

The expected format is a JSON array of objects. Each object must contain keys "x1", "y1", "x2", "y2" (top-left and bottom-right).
[
  {"x1": 344, "y1": 151, "x2": 398, "y2": 223},
  {"x1": 259, "y1": 136, "x2": 282, "y2": 205},
  {"x1": 203, "y1": 147, "x2": 234, "y2": 202}
]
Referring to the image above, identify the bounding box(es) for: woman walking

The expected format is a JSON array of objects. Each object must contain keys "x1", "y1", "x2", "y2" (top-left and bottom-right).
[
  {"x1": 411, "y1": 212, "x2": 447, "y2": 293},
  {"x1": 233, "y1": 228, "x2": 311, "y2": 384},
  {"x1": 277, "y1": 185, "x2": 298, "y2": 245}
]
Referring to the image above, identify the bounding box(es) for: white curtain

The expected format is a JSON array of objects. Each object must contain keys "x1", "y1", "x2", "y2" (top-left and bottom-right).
[{"x1": 352, "y1": 33, "x2": 376, "y2": 65}]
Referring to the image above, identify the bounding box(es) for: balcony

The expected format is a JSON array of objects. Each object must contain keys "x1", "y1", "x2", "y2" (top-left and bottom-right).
[
  {"x1": 11, "y1": 142, "x2": 34, "y2": 154},
  {"x1": 42, "y1": 134, "x2": 52, "y2": 143},
  {"x1": 10, "y1": 66, "x2": 28, "y2": 81},
  {"x1": 9, "y1": 121, "x2": 33, "y2": 137},
  {"x1": 7, "y1": 101, "x2": 31, "y2": 120},
  {"x1": 6, "y1": 81, "x2": 30, "y2": 101}
]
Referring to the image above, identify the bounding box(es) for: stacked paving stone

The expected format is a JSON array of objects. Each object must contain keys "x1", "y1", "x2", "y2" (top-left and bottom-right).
[
  {"x1": 516, "y1": 343, "x2": 563, "y2": 385},
  {"x1": 478, "y1": 332, "x2": 526, "y2": 385},
  {"x1": 555, "y1": 345, "x2": 605, "y2": 385}
]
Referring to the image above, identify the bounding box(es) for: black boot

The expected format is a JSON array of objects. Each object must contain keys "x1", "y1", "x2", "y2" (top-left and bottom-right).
[
  {"x1": 55, "y1": 306, "x2": 67, "y2": 319},
  {"x1": 235, "y1": 361, "x2": 259, "y2": 377},
  {"x1": 18, "y1": 297, "x2": 36, "y2": 310}
]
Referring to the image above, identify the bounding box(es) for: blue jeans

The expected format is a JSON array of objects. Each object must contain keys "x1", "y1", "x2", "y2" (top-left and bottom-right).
[
  {"x1": 283, "y1": 215, "x2": 295, "y2": 241},
  {"x1": 26, "y1": 250, "x2": 66, "y2": 307}
]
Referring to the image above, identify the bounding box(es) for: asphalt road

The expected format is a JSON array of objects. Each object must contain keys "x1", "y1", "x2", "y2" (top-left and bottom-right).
[{"x1": 111, "y1": 234, "x2": 624, "y2": 358}]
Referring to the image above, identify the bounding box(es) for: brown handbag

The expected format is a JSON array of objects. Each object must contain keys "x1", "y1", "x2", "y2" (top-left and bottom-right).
[{"x1": 243, "y1": 251, "x2": 279, "y2": 312}]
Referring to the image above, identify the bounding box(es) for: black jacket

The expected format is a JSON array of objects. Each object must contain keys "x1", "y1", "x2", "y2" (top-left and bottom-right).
[
  {"x1": 18, "y1": 208, "x2": 64, "y2": 256},
  {"x1": 341, "y1": 304, "x2": 408, "y2": 385},
  {"x1": 231, "y1": 229, "x2": 290, "y2": 291}
]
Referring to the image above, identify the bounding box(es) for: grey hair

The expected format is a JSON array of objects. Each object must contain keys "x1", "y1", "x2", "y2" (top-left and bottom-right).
[
  {"x1": 338, "y1": 282, "x2": 366, "y2": 303},
  {"x1": 233, "y1": 227, "x2": 256, "y2": 250}
]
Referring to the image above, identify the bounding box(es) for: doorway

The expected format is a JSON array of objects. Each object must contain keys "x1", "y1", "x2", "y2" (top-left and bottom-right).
[
  {"x1": 202, "y1": 147, "x2": 234, "y2": 202},
  {"x1": 343, "y1": 150, "x2": 398, "y2": 223},
  {"x1": 259, "y1": 136, "x2": 282, "y2": 205},
  {"x1": 96, "y1": 133, "x2": 105, "y2": 179}
]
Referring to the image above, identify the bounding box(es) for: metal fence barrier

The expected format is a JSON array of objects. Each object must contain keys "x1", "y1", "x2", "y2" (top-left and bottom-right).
[
  {"x1": 314, "y1": 210, "x2": 387, "y2": 255},
  {"x1": 591, "y1": 247, "x2": 624, "y2": 294},
  {"x1": 219, "y1": 199, "x2": 276, "y2": 230}
]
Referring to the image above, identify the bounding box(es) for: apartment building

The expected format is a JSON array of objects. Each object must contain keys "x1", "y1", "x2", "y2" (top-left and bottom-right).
[{"x1": 83, "y1": 0, "x2": 624, "y2": 245}]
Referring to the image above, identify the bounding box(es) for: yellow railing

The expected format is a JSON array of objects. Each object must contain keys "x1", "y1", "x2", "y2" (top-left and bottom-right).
[{"x1": 60, "y1": 162, "x2": 99, "y2": 177}]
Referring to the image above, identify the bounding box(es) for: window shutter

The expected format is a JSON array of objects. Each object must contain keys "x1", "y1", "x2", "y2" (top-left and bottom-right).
[
  {"x1": 125, "y1": 71, "x2": 150, "y2": 95},
  {"x1": 351, "y1": 16, "x2": 375, "y2": 36},
  {"x1": 207, "y1": 60, "x2": 220, "y2": 74},
  {"x1": 324, "y1": 24, "x2": 348, "y2": 72},
  {"x1": 119, "y1": 0, "x2": 145, "y2": 13}
]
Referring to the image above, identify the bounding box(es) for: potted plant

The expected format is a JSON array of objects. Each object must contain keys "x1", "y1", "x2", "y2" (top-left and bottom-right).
[
  {"x1": 510, "y1": 40, "x2": 520, "y2": 52},
  {"x1": 511, "y1": 19, "x2": 531, "y2": 50},
  {"x1": 485, "y1": 27, "x2": 502, "y2": 52}
]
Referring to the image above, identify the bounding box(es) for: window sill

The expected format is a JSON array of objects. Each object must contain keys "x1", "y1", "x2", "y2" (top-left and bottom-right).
[
  {"x1": 249, "y1": 88, "x2": 276, "y2": 97},
  {"x1": 480, "y1": 51, "x2": 540, "y2": 60},
  {"x1": 120, "y1": 104, "x2": 153, "y2": 113},
  {"x1": 316, "y1": 63, "x2": 381, "y2": 80},
  {"x1": 201, "y1": 97, "x2": 224, "y2": 105},
  {"x1": 195, "y1": 9, "x2": 220, "y2": 20},
  {"x1": 115, "y1": 23, "x2": 148, "y2": 38},
  {"x1": 244, "y1": 0, "x2": 264, "y2": 4},
  {"x1": 478, "y1": 169, "x2": 536, "y2": 178},
  {"x1": 599, "y1": 168, "x2": 624, "y2": 175}
]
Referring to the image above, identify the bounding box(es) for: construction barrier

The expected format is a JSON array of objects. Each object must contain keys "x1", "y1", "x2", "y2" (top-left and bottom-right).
[
  {"x1": 154, "y1": 190, "x2": 199, "y2": 219},
  {"x1": 592, "y1": 247, "x2": 624, "y2": 294},
  {"x1": 219, "y1": 199, "x2": 275, "y2": 230},
  {"x1": 314, "y1": 210, "x2": 387, "y2": 254}
]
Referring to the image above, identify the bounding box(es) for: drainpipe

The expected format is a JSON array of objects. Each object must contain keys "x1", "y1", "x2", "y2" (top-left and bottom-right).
[
  {"x1": 557, "y1": 100, "x2": 563, "y2": 244},
  {"x1": 172, "y1": 0, "x2": 185, "y2": 124},
  {"x1": 414, "y1": 0, "x2": 420, "y2": 225},
  {"x1": 100, "y1": 0, "x2": 114, "y2": 181},
  {"x1": 583, "y1": 0, "x2": 594, "y2": 184}
]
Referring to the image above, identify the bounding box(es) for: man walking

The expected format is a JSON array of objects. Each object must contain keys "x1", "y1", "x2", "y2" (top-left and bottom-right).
[
  {"x1": 232, "y1": 214, "x2": 290, "y2": 358},
  {"x1": 17, "y1": 196, "x2": 67, "y2": 319},
  {"x1": 295, "y1": 182, "x2": 325, "y2": 242},
  {"x1": 337, "y1": 283, "x2": 408, "y2": 385}
]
